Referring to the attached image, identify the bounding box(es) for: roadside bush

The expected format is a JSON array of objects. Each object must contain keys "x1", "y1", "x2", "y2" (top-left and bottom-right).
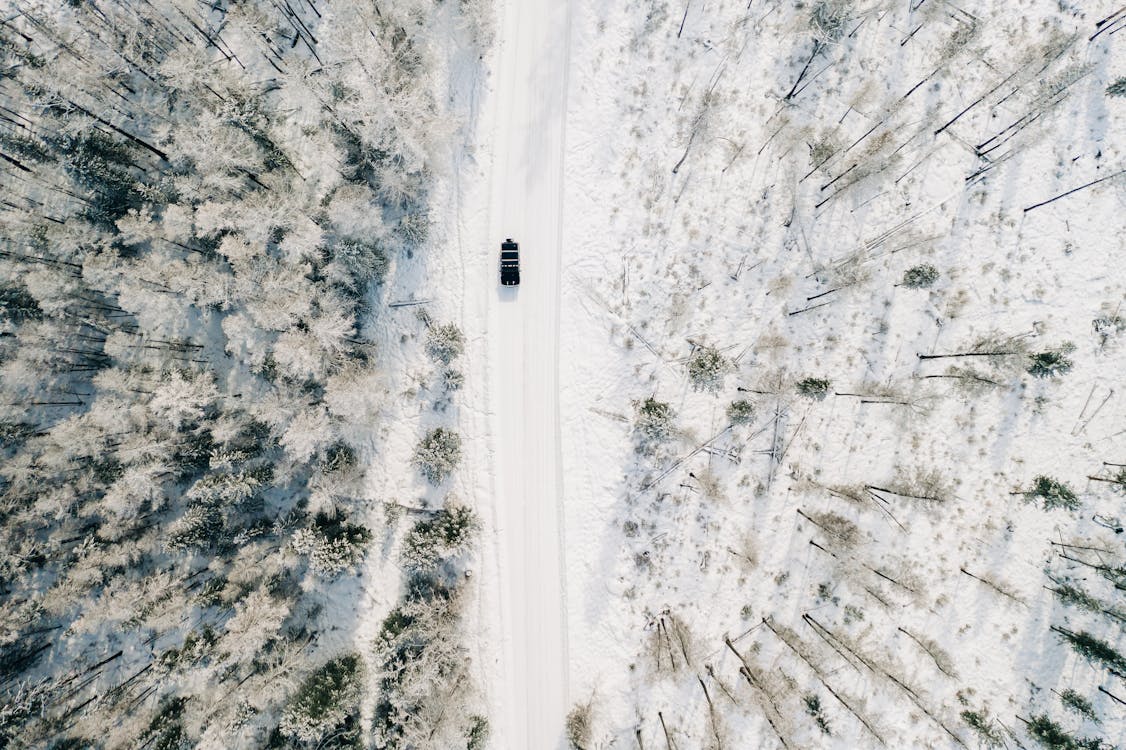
[
  {"x1": 726, "y1": 399, "x2": 755, "y2": 425},
  {"x1": 1023, "y1": 476, "x2": 1079, "y2": 511},
  {"x1": 466, "y1": 716, "x2": 490, "y2": 750},
  {"x1": 901, "y1": 264, "x2": 939, "y2": 288},
  {"x1": 796, "y1": 377, "x2": 832, "y2": 399},
  {"x1": 442, "y1": 367, "x2": 465, "y2": 392},
  {"x1": 401, "y1": 504, "x2": 478, "y2": 574},
  {"x1": 426, "y1": 323, "x2": 465, "y2": 365},
  {"x1": 686, "y1": 345, "x2": 729, "y2": 392},
  {"x1": 1107, "y1": 77, "x2": 1126, "y2": 97},
  {"x1": 565, "y1": 702, "x2": 592, "y2": 750},
  {"x1": 413, "y1": 428, "x2": 462, "y2": 485}
]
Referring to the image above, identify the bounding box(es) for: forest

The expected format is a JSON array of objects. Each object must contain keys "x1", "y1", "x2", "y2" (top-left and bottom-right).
[{"x1": 0, "y1": 0, "x2": 488, "y2": 747}]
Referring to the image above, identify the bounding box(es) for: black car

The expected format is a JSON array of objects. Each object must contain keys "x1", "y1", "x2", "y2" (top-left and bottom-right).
[{"x1": 500, "y1": 239, "x2": 520, "y2": 286}]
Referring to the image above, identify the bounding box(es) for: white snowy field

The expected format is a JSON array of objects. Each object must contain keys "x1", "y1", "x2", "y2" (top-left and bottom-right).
[{"x1": 544, "y1": 0, "x2": 1126, "y2": 748}]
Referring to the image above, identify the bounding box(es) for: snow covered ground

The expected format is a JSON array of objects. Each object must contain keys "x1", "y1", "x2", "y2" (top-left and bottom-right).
[
  {"x1": 477, "y1": 0, "x2": 573, "y2": 746},
  {"x1": 548, "y1": 1, "x2": 1126, "y2": 748}
]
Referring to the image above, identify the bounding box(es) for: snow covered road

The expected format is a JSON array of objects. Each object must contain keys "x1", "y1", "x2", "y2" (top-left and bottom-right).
[{"x1": 486, "y1": 0, "x2": 572, "y2": 746}]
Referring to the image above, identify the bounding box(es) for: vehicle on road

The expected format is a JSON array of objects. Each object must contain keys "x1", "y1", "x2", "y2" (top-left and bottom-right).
[{"x1": 500, "y1": 239, "x2": 520, "y2": 286}]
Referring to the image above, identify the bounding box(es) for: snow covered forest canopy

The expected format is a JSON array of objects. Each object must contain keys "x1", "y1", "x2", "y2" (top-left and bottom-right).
[{"x1": 0, "y1": 0, "x2": 489, "y2": 747}]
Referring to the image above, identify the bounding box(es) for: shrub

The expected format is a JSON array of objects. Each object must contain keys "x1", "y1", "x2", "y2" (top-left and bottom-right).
[
  {"x1": 796, "y1": 377, "x2": 832, "y2": 399},
  {"x1": 278, "y1": 655, "x2": 362, "y2": 747},
  {"x1": 1028, "y1": 350, "x2": 1073, "y2": 378},
  {"x1": 1092, "y1": 314, "x2": 1125, "y2": 347},
  {"x1": 1107, "y1": 77, "x2": 1126, "y2": 98},
  {"x1": 565, "y1": 702, "x2": 592, "y2": 750},
  {"x1": 426, "y1": 323, "x2": 465, "y2": 365},
  {"x1": 1024, "y1": 476, "x2": 1079, "y2": 511},
  {"x1": 633, "y1": 397, "x2": 675, "y2": 448},
  {"x1": 902, "y1": 264, "x2": 939, "y2": 288},
  {"x1": 687, "y1": 346, "x2": 729, "y2": 392},
  {"x1": 726, "y1": 399, "x2": 755, "y2": 425},
  {"x1": 413, "y1": 428, "x2": 462, "y2": 485}
]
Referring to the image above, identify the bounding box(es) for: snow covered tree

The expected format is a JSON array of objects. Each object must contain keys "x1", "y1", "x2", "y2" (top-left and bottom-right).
[
  {"x1": 796, "y1": 377, "x2": 832, "y2": 399},
  {"x1": 726, "y1": 399, "x2": 755, "y2": 425},
  {"x1": 1052, "y1": 626, "x2": 1126, "y2": 675},
  {"x1": 901, "y1": 264, "x2": 940, "y2": 288},
  {"x1": 277, "y1": 654, "x2": 363, "y2": 748},
  {"x1": 292, "y1": 512, "x2": 372, "y2": 576},
  {"x1": 372, "y1": 583, "x2": 475, "y2": 749},
  {"x1": 426, "y1": 322, "x2": 466, "y2": 365},
  {"x1": 413, "y1": 428, "x2": 462, "y2": 485},
  {"x1": 686, "y1": 345, "x2": 730, "y2": 392},
  {"x1": 633, "y1": 397, "x2": 675, "y2": 452},
  {"x1": 166, "y1": 503, "x2": 224, "y2": 550},
  {"x1": 1024, "y1": 713, "x2": 1109, "y2": 750},
  {"x1": 1023, "y1": 476, "x2": 1080, "y2": 511},
  {"x1": 1028, "y1": 350, "x2": 1074, "y2": 378},
  {"x1": 401, "y1": 504, "x2": 479, "y2": 574}
]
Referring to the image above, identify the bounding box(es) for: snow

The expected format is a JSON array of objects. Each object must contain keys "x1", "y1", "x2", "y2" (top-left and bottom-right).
[
  {"x1": 5, "y1": 0, "x2": 1126, "y2": 746},
  {"x1": 470, "y1": 0, "x2": 575, "y2": 746},
  {"x1": 549, "y1": 1, "x2": 1126, "y2": 748}
]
